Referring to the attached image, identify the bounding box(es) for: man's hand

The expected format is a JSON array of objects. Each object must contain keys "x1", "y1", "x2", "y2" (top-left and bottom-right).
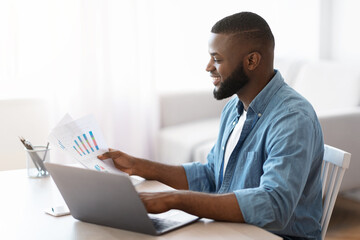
[
  {"x1": 139, "y1": 191, "x2": 175, "y2": 214},
  {"x1": 97, "y1": 148, "x2": 137, "y2": 175},
  {"x1": 97, "y1": 148, "x2": 189, "y2": 189}
]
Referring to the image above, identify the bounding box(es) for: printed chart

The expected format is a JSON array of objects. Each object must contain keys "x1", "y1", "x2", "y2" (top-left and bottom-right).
[
  {"x1": 72, "y1": 131, "x2": 99, "y2": 156},
  {"x1": 48, "y1": 114, "x2": 117, "y2": 173}
]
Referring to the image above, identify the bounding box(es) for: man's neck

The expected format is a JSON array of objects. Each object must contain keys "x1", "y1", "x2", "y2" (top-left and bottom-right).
[{"x1": 237, "y1": 70, "x2": 275, "y2": 110}]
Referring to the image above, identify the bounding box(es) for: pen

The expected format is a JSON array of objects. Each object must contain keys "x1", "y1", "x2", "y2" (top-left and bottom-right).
[
  {"x1": 19, "y1": 136, "x2": 33, "y2": 150},
  {"x1": 42, "y1": 142, "x2": 50, "y2": 162},
  {"x1": 19, "y1": 136, "x2": 40, "y2": 171},
  {"x1": 40, "y1": 142, "x2": 50, "y2": 175}
]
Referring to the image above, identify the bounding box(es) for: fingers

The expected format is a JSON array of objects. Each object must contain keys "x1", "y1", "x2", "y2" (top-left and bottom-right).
[
  {"x1": 97, "y1": 152, "x2": 108, "y2": 160},
  {"x1": 97, "y1": 148, "x2": 118, "y2": 160},
  {"x1": 139, "y1": 192, "x2": 162, "y2": 213},
  {"x1": 139, "y1": 192, "x2": 174, "y2": 214}
]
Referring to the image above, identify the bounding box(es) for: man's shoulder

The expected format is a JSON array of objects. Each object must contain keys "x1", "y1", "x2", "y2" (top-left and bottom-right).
[
  {"x1": 264, "y1": 85, "x2": 323, "y2": 141},
  {"x1": 273, "y1": 84, "x2": 318, "y2": 118}
]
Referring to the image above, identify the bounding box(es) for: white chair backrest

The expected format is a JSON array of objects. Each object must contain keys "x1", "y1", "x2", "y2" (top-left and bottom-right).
[{"x1": 321, "y1": 144, "x2": 351, "y2": 240}]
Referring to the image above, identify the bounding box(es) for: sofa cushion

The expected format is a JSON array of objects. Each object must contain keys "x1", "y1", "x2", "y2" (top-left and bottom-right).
[
  {"x1": 157, "y1": 118, "x2": 219, "y2": 165},
  {"x1": 292, "y1": 61, "x2": 360, "y2": 114},
  {"x1": 159, "y1": 91, "x2": 227, "y2": 128},
  {"x1": 192, "y1": 139, "x2": 216, "y2": 164},
  {"x1": 319, "y1": 107, "x2": 360, "y2": 191},
  {"x1": 274, "y1": 58, "x2": 306, "y2": 86}
]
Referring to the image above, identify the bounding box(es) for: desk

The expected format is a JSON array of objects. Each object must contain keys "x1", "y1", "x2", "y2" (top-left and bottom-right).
[{"x1": 0, "y1": 169, "x2": 281, "y2": 240}]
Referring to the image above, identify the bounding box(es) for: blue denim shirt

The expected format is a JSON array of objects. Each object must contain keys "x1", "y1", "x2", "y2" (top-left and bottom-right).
[{"x1": 183, "y1": 70, "x2": 324, "y2": 240}]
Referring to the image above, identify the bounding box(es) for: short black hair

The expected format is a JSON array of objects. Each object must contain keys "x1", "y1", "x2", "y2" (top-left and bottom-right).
[{"x1": 211, "y1": 12, "x2": 275, "y2": 49}]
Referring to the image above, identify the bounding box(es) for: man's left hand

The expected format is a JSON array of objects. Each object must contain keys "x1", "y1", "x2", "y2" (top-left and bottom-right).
[{"x1": 139, "y1": 191, "x2": 177, "y2": 214}]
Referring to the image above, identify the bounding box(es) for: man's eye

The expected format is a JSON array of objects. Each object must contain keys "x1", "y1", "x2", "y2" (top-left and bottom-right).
[{"x1": 214, "y1": 59, "x2": 221, "y2": 63}]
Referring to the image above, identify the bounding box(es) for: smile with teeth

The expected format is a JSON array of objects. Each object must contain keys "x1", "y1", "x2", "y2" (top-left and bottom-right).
[{"x1": 212, "y1": 76, "x2": 221, "y2": 86}]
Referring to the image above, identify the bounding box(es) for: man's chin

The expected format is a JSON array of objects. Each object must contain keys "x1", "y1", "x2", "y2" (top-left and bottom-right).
[{"x1": 213, "y1": 89, "x2": 233, "y2": 100}]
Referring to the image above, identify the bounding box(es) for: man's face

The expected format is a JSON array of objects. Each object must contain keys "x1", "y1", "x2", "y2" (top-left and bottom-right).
[{"x1": 206, "y1": 33, "x2": 250, "y2": 100}]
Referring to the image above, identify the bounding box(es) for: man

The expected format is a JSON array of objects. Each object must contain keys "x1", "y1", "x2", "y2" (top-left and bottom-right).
[{"x1": 98, "y1": 12, "x2": 324, "y2": 240}]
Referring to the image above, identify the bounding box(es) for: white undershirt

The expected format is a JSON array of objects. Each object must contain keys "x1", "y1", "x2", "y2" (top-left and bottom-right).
[{"x1": 223, "y1": 111, "x2": 247, "y2": 176}]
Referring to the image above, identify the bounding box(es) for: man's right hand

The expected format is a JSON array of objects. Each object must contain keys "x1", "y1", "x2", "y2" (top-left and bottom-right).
[
  {"x1": 98, "y1": 148, "x2": 189, "y2": 190},
  {"x1": 97, "y1": 148, "x2": 137, "y2": 175}
]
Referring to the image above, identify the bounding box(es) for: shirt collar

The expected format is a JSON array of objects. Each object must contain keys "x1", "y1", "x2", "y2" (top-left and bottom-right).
[
  {"x1": 236, "y1": 70, "x2": 284, "y2": 116},
  {"x1": 236, "y1": 100, "x2": 244, "y2": 115}
]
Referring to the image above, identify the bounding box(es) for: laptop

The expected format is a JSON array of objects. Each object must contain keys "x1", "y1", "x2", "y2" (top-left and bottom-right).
[{"x1": 45, "y1": 162, "x2": 199, "y2": 235}]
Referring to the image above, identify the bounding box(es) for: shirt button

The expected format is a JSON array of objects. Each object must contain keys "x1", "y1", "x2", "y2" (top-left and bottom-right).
[
  {"x1": 222, "y1": 146, "x2": 225, "y2": 150},
  {"x1": 233, "y1": 121, "x2": 236, "y2": 125},
  {"x1": 258, "y1": 113, "x2": 262, "y2": 117}
]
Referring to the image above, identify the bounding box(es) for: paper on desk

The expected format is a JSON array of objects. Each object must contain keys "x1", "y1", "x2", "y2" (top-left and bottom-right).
[{"x1": 48, "y1": 114, "x2": 118, "y2": 174}]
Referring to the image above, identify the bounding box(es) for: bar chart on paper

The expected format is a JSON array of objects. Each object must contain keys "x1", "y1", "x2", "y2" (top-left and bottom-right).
[
  {"x1": 72, "y1": 131, "x2": 99, "y2": 157},
  {"x1": 48, "y1": 114, "x2": 117, "y2": 173}
]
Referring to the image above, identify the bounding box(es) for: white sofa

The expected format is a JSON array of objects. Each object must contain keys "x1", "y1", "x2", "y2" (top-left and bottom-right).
[{"x1": 156, "y1": 60, "x2": 360, "y2": 193}]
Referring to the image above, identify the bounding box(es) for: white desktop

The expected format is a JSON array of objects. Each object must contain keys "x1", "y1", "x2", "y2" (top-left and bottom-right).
[{"x1": 0, "y1": 168, "x2": 282, "y2": 240}]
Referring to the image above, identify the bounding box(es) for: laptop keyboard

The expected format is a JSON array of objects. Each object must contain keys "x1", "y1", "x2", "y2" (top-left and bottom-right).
[{"x1": 150, "y1": 217, "x2": 182, "y2": 232}]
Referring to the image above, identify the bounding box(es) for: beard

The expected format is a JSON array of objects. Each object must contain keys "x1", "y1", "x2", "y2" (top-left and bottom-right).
[{"x1": 213, "y1": 63, "x2": 250, "y2": 100}]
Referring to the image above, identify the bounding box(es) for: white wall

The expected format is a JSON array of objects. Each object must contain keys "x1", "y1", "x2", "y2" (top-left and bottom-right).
[
  {"x1": 331, "y1": 0, "x2": 360, "y2": 62},
  {"x1": 0, "y1": 98, "x2": 51, "y2": 170}
]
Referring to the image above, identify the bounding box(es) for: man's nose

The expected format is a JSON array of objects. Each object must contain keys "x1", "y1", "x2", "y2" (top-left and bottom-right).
[{"x1": 205, "y1": 59, "x2": 215, "y2": 72}]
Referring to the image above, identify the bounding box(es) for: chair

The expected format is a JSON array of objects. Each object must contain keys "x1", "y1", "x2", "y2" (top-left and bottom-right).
[{"x1": 321, "y1": 144, "x2": 351, "y2": 239}]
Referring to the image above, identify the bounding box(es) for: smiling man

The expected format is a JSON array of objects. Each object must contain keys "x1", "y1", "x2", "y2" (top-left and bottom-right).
[{"x1": 98, "y1": 12, "x2": 324, "y2": 240}]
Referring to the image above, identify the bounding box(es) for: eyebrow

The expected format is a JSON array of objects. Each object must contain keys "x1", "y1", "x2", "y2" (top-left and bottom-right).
[{"x1": 209, "y1": 52, "x2": 220, "y2": 56}]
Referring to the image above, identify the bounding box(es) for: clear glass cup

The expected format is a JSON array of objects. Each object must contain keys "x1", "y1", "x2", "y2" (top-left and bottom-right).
[{"x1": 25, "y1": 146, "x2": 50, "y2": 178}]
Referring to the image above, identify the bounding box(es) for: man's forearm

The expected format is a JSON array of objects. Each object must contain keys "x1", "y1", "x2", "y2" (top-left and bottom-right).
[
  {"x1": 174, "y1": 191, "x2": 244, "y2": 222},
  {"x1": 140, "y1": 190, "x2": 244, "y2": 222},
  {"x1": 133, "y1": 158, "x2": 189, "y2": 190}
]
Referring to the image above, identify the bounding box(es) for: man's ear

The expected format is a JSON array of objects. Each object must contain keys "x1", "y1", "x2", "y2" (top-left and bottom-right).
[{"x1": 246, "y1": 52, "x2": 261, "y2": 71}]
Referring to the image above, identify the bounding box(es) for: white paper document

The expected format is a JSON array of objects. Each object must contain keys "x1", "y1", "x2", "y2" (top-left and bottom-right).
[{"x1": 48, "y1": 114, "x2": 118, "y2": 174}]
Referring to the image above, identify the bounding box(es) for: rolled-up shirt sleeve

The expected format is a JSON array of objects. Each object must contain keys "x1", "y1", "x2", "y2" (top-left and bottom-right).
[
  {"x1": 235, "y1": 112, "x2": 323, "y2": 231},
  {"x1": 183, "y1": 145, "x2": 217, "y2": 193}
]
